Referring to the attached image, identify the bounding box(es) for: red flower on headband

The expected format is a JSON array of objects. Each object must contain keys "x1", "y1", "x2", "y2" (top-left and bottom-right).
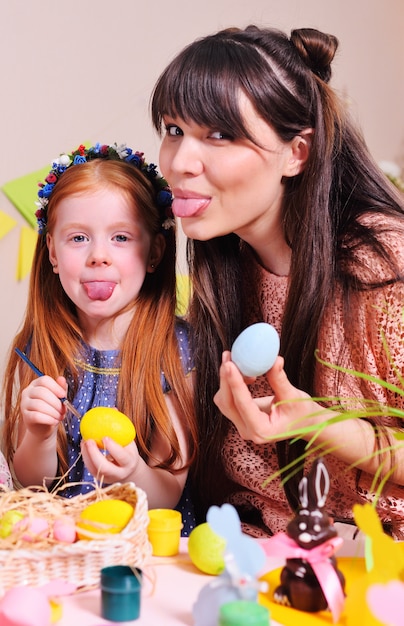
[{"x1": 45, "y1": 173, "x2": 57, "y2": 184}]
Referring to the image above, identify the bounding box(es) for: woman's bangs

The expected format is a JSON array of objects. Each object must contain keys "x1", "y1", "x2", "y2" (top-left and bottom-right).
[{"x1": 152, "y1": 42, "x2": 249, "y2": 138}]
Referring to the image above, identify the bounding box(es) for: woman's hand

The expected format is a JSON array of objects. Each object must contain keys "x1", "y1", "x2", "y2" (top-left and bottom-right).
[
  {"x1": 81, "y1": 438, "x2": 140, "y2": 485},
  {"x1": 20, "y1": 375, "x2": 68, "y2": 441},
  {"x1": 213, "y1": 351, "x2": 320, "y2": 444}
]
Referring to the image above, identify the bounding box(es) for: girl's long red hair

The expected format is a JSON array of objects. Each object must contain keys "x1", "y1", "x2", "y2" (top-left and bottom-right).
[{"x1": 2, "y1": 159, "x2": 197, "y2": 478}]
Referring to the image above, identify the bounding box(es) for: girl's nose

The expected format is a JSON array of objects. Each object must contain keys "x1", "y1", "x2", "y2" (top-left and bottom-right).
[{"x1": 87, "y1": 245, "x2": 111, "y2": 266}]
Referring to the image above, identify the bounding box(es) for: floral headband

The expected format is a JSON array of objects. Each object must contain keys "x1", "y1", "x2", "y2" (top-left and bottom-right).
[{"x1": 35, "y1": 142, "x2": 175, "y2": 234}]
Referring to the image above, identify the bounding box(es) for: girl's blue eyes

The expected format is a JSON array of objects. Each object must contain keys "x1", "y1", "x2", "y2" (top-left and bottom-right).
[{"x1": 71, "y1": 234, "x2": 129, "y2": 242}]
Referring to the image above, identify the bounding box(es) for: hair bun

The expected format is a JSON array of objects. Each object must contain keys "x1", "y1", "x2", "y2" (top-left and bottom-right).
[{"x1": 290, "y1": 28, "x2": 339, "y2": 83}]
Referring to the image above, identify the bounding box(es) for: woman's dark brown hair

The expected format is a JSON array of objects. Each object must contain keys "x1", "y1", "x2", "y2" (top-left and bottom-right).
[{"x1": 151, "y1": 25, "x2": 404, "y2": 520}]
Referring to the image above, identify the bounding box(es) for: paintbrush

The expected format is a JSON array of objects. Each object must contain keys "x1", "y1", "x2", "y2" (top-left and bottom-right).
[{"x1": 14, "y1": 347, "x2": 81, "y2": 428}]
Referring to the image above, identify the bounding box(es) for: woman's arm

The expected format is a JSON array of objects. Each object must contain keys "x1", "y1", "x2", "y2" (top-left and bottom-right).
[{"x1": 214, "y1": 353, "x2": 404, "y2": 485}]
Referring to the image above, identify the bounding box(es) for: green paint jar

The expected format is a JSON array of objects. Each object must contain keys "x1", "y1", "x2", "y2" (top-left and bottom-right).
[{"x1": 219, "y1": 600, "x2": 270, "y2": 626}]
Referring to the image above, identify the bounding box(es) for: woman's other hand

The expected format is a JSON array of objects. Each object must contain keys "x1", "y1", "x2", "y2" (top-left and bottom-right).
[{"x1": 214, "y1": 351, "x2": 319, "y2": 444}]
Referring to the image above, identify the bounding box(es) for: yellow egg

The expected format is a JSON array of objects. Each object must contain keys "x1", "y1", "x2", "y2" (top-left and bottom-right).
[
  {"x1": 80, "y1": 407, "x2": 136, "y2": 447},
  {"x1": 188, "y1": 522, "x2": 226, "y2": 575},
  {"x1": 0, "y1": 510, "x2": 25, "y2": 538},
  {"x1": 76, "y1": 499, "x2": 134, "y2": 540}
]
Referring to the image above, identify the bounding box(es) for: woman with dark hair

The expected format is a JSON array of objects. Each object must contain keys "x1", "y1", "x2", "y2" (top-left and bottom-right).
[{"x1": 151, "y1": 25, "x2": 404, "y2": 538}]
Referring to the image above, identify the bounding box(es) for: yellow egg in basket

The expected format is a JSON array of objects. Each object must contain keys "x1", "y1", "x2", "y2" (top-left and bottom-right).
[
  {"x1": 80, "y1": 407, "x2": 136, "y2": 447},
  {"x1": 76, "y1": 499, "x2": 134, "y2": 540}
]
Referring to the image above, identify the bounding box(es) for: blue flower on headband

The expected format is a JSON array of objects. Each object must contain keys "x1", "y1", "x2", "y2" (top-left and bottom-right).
[
  {"x1": 38, "y1": 183, "x2": 55, "y2": 198},
  {"x1": 125, "y1": 152, "x2": 143, "y2": 167},
  {"x1": 73, "y1": 154, "x2": 87, "y2": 165},
  {"x1": 157, "y1": 190, "x2": 173, "y2": 207},
  {"x1": 35, "y1": 142, "x2": 174, "y2": 235}
]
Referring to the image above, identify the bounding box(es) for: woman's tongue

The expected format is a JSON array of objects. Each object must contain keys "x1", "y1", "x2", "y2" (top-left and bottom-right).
[
  {"x1": 172, "y1": 197, "x2": 209, "y2": 218},
  {"x1": 83, "y1": 282, "x2": 115, "y2": 301}
]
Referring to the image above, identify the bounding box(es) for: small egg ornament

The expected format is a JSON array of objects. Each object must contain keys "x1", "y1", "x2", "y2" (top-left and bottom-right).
[
  {"x1": 76, "y1": 499, "x2": 134, "y2": 539},
  {"x1": 231, "y1": 322, "x2": 280, "y2": 377},
  {"x1": 188, "y1": 523, "x2": 226, "y2": 575},
  {"x1": 0, "y1": 510, "x2": 25, "y2": 538},
  {"x1": 14, "y1": 516, "x2": 50, "y2": 542},
  {"x1": 80, "y1": 407, "x2": 136, "y2": 448},
  {"x1": 53, "y1": 516, "x2": 77, "y2": 543}
]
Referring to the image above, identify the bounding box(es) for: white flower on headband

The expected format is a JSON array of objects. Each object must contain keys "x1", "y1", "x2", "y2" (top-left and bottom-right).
[
  {"x1": 53, "y1": 154, "x2": 72, "y2": 168},
  {"x1": 114, "y1": 144, "x2": 130, "y2": 159}
]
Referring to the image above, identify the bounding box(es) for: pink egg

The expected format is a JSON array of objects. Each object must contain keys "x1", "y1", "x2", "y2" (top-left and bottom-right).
[
  {"x1": 53, "y1": 517, "x2": 77, "y2": 543},
  {"x1": 0, "y1": 586, "x2": 51, "y2": 625},
  {"x1": 15, "y1": 517, "x2": 50, "y2": 542}
]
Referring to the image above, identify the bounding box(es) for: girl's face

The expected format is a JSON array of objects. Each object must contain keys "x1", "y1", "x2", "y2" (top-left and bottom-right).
[
  {"x1": 47, "y1": 187, "x2": 163, "y2": 339},
  {"x1": 159, "y1": 95, "x2": 307, "y2": 251}
]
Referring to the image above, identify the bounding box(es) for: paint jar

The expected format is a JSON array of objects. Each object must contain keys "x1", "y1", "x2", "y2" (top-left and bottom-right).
[
  {"x1": 147, "y1": 509, "x2": 183, "y2": 556},
  {"x1": 100, "y1": 565, "x2": 142, "y2": 622},
  {"x1": 219, "y1": 600, "x2": 270, "y2": 626}
]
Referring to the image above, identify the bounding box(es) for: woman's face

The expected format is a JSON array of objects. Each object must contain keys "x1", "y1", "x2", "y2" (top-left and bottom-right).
[{"x1": 159, "y1": 94, "x2": 304, "y2": 248}]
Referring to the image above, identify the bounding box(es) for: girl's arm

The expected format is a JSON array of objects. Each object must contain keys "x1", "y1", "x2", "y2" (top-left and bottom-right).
[
  {"x1": 13, "y1": 375, "x2": 67, "y2": 487},
  {"x1": 81, "y1": 379, "x2": 193, "y2": 509},
  {"x1": 214, "y1": 353, "x2": 404, "y2": 485}
]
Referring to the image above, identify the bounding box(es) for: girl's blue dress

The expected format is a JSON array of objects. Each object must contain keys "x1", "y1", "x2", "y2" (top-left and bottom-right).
[{"x1": 59, "y1": 319, "x2": 195, "y2": 536}]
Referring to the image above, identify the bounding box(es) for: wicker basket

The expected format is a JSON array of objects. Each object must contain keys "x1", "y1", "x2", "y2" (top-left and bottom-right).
[{"x1": 0, "y1": 482, "x2": 151, "y2": 593}]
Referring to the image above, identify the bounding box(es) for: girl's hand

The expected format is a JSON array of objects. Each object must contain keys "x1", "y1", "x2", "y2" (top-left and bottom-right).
[
  {"x1": 20, "y1": 375, "x2": 68, "y2": 440},
  {"x1": 81, "y1": 438, "x2": 140, "y2": 484},
  {"x1": 213, "y1": 351, "x2": 319, "y2": 444}
]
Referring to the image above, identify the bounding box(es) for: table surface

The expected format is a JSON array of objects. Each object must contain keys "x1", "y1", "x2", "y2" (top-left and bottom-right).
[
  {"x1": 57, "y1": 536, "x2": 365, "y2": 626},
  {"x1": 57, "y1": 538, "x2": 284, "y2": 626}
]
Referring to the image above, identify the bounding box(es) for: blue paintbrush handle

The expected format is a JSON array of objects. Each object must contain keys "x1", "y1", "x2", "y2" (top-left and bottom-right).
[
  {"x1": 14, "y1": 347, "x2": 81, "y2": 420},
  {"x1": 15, "y1": 347, "x2": 44, "y2": 377}
]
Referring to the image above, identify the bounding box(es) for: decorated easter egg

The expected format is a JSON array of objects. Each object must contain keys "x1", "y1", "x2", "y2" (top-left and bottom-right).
[
  {"x1": 0, "y1": 586, "x2": 51, "y2": 626},
  {"x1": 53, "y1": 516, "x2": 76, "y2": 543},
  {"x1": 80, "y1": 407, "x2": 136, "y2": 447},
  {"x1": 76, "y1": 499, "x2": 134, "y2": 540},
  {"x1": 231, "y1": 322, "x2": 280, "y2": 377},
  {"x1": 15, "y1": 516, "x2": 50, "y2": 542},
  {"x1": 188, "y1": 522, "x2": 226, "y2": 575},
  {"x1": 0, "y1": 510, "x2": 24, "y2": 538}
]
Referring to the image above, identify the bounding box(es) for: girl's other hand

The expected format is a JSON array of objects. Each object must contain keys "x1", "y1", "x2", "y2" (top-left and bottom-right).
[
  {"x1": 20, "y1": 375, "x2": 68, "y2": 440},
  {"x1": 81, "y1": 438, "x2": 139, "y2": 484}
]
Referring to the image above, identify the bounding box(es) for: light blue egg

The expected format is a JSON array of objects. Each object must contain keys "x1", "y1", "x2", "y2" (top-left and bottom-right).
[{"x1": 231, "y1": 323, "x2": 280, "y2": 377}]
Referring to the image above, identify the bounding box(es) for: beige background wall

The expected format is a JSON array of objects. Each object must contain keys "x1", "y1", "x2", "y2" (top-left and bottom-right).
[{"x1": 1, "y1": 0, "x2": 404, "y2": 384}]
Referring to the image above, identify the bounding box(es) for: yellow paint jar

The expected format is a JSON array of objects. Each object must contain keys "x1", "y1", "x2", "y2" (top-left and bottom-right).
[{"x1": 147, "y1": 509, "x2": 183, "y2": 556}]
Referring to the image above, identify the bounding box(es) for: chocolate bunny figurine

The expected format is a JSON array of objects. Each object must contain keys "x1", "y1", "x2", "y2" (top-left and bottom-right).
[{"x1": 271, "y1": 458, "x2": 346, "y2": 617}]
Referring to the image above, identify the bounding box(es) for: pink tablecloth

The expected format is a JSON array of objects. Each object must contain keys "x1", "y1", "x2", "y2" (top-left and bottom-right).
[
  {"x1": 57, "y1": 534, "x2": 365, "y2": 626},
  {"x1": 59, "y1": 537, "x2": 276, "y2": 626},
  {"x1": 58, "y1": 538, "x2": 209, "y2": 625}
]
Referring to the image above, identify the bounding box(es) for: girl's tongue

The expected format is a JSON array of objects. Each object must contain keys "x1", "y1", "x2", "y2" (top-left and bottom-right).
[{"x1": 83, "y1": 282, "x2": 115, "y2": 301}]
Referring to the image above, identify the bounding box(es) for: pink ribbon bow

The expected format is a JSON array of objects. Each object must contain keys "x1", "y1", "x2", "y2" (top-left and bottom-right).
[{"x1": 259, "y1": 533, "x2": 345, "y2": 623}]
